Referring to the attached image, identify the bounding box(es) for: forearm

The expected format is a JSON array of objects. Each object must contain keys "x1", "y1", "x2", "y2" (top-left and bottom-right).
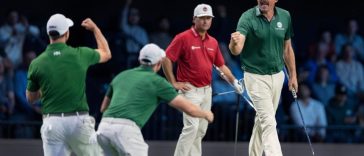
[
  {"x1": 229, "y1": 41, "x2": 243, "y2": 56},
  {"x1": 170, "y1": 95, "x2": 208, "y2": 119},
  {"x1": 284, "y1": 49, "x2": 297, "y2": 78},
  {"x1": 120, "y1": 6, "x2": 130, "y2": 33},
  {"x1": 100, "y1": 96, "x2": 111, "y2": 113},
  {"x1": 26, "y1": 90, "x2": 41, "y2": 105},
  {"x1": 218, "y1": 65, "x2": 236, "y2": 84},
  {"x1": 93, "y1": 28, "x2": 111, "y2": 62},
  {"x1": 162, "y1": 58, "x2": 177, "y2": 83}
]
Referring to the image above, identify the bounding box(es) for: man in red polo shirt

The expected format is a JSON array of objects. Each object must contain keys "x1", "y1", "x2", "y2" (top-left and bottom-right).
[{"x1": 162, "y1": 4, "x2": 242, "y2": 156}]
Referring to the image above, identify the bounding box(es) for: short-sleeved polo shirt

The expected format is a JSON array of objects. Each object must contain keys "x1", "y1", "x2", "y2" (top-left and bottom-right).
[{"x1": 236, "y1": 6, "x2": 294, "y2": 75}]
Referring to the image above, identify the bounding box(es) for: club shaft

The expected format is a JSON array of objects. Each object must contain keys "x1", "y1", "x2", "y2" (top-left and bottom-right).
[{"x1": 295, "y1": 98, "x2": 315, "y2": 155}]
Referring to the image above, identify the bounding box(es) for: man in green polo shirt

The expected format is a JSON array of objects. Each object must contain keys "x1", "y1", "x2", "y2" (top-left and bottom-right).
[
  {"x1": 229, "y1": 0, "x2": 298, "y2": 156},
  {"x1": 26, "y1": 14, "x2": 111, "y2": 156},
  {"x1": 97, "y1": 43, "x2": 214, "y2": 156}
]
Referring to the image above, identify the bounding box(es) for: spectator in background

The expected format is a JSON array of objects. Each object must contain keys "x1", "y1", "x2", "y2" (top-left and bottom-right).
[
  {"x1": 0, "y1": 57, "x2": 15, "y2": 119},
  {"x1": 308, "y1": 29, "x2": 336, "y2": 62},
  {"x1": 14, "y1": 50, "x2": 41, "y2": 116},
  {"x1": 304, "y1": 41, "x2": 338, "y2": 84},
  {"x1": 335, "y1": 19, "x2": 364, "y2": 63},
  {"x1": 120, "y1": 0, "x2": 149, "y2": 68},
  {"x1": 335, "y1": 44, "x2": 364, "y2": 95},
  {"x1": 150, "y1": 17, "x2": 172, "y2": 50},
  {"x1": 0, "y1": 11, "x2": 40, "y2": 68},
  {"x1": 326, "y1": 84, "x2": 357, "y2": 143},
  {"x1": 290, "y1": 83, "x2": 327, "y2": 142},
  {"x1": 311, "y1": 65, "x2": 336, "y2": 106}
]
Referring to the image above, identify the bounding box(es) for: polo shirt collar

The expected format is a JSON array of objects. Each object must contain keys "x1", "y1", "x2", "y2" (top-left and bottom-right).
[
  {"x1": 139, "y1": 65, "x2": 154, "y2": 72},
  {"x1": 46, "y1": 42, "x2": 67, "y2": 51},
  {"x1": 190, "y1": 26, "x2": 210, "y2": 40},
  {"x1": 255, "y1": 6, "x2": 279, "y2": 18}
]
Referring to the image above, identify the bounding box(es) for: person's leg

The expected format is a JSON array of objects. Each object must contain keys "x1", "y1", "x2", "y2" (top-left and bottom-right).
[
  {"x1": 175, "y1": 85, "x2": 204, "y2": 156},
  {"x1": 68, "y1": 115, "x2": 101, "y2": 156},
  {"x1": 113, "y1": 124, "x2": 148, "y2": 156},
  {"x1": 97, "y1": 121, "x2": 119, "y2": 156},
  {"x1": 244, "y1": 72, "x2": 282, "y2": 156},
  {"x1": 41, "y1": 117, "x2": 72, "y2": 156},
  {"x1": 189, "y1": 87, "x2": 212, "y2": 156},
  {"x1": 248, "y1": 116, "x2": 263, "y2": 156}
]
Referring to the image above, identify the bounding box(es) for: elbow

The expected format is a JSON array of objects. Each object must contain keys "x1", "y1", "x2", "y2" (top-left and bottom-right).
[{"x1": 106, "y1": 51, "x2": 112, "y2": 60}]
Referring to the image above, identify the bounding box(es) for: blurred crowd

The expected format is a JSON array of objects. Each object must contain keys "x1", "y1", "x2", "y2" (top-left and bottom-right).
[{"x1": 0, "y1": 2, "x2": 364, "y2": 143}]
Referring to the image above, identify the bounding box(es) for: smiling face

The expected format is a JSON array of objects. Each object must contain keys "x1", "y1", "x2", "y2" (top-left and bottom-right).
[{"x1": 257, "y1": 0, "x2": 277, "y2": 14}]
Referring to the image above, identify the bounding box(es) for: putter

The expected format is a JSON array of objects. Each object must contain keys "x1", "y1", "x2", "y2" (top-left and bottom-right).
[
  {"x1": 234, "y1": 93, "x2": 240, "y2": 156},
  {"x1": 284, "y1": 68, "x2": 315, "y2": 156},
  {"x1": 292, "y1": 89, "x2": 315, "y2": 156}
]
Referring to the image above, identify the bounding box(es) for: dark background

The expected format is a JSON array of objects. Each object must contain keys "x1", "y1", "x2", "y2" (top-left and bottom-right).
[{"x1": 2, "y1": 0, "x2": 364, "y2": 53}]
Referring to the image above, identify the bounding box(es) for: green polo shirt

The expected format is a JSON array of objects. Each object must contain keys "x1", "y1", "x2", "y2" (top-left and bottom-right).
[
  {"x1": 102, "y1": 66, "x2": 178, "y2": 128},
  {"x1": 27, "y1": 43, "x2": 100, "y2": 114},
  {"x1": 236, "y1": 6, "x2": 294, "y2": 75}
]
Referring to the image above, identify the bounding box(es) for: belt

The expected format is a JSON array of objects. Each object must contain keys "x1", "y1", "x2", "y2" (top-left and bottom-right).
[{"x1": 43, "y1": 111, "x2": 88, "y2": 118}]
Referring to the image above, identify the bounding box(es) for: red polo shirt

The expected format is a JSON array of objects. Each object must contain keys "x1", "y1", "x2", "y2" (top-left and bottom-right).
[{"x1": 166, "y1": 27, "x2": 225, "y2": 87}]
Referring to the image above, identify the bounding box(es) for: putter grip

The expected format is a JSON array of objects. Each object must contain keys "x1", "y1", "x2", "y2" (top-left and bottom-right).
[{"x1": 292, "y1": 89, "x2": 298, "y2": 99}]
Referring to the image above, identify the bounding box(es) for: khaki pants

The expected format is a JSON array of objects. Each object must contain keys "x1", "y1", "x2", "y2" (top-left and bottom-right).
[
  {"x1": 174, "y1": 84, "x2": 212, "y2": 156},
  {"x1": 244, "y1": 71, "x2": 284, "y2": 156},
  {"x1": 97, "y1": 118, "x2": 148, "y2": 156},
  {"x1": 41, "y1": 114, "x2": 101, "y2": 156}
]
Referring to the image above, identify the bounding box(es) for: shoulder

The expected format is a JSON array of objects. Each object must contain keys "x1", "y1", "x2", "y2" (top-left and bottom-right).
[
  {"x1": 276, "y1": 7, "x2": 291, "y2": 17},
  {"x1": 241, "y1": 7, "x2": 256, "y2": 17}
]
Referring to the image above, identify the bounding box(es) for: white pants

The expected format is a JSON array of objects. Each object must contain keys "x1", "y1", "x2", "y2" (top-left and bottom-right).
[
  {"x1": 97, "y1": 118, "x2": 148, "y2": 156},
  {"x1": 174, "y1": 84, "x2": 212, "y2": 156},
  {"x1": 41, "y1": 114, "x2": 101, "y2": 156},
  {"x1": 244, "y1": 71, "x2": 284, "y2": 156}
]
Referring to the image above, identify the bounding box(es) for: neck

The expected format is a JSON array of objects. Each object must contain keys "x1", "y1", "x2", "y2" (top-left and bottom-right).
[
  {"x1": 50, "y1": 37, "x2": 66, "y2": 44},
  {"x1": 194, "y1": 26, "x2": 207, "y2": 40},
  {"x1": 261, "y1": 8, "x2": 275, "y2": 21}
]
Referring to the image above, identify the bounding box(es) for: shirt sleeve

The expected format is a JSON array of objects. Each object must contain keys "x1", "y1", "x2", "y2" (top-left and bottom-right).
[
  {"x1": 236, "y1": 12, "x2": 251, "y2": 36},
  {"x1": 166, "y1": 34, "x2": 183, "y2": 62},
  {"x1": 214, "y1": 44, "x2": 225, "y2": 67},
  {"x1": 26, "y1": 63, "x2": 40, "y2": 92},
  {"x1": 285, "y1": 12, "x2": 294, "y2": 40},
  {"x1": 155, "y1": 77, "x2": 178, "y2": 103},
  {"x1": 78, "y1": 47, "x2": 100, "y2": 66}
]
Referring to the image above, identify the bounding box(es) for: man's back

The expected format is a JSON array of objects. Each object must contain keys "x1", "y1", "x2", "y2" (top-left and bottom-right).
[
  {"x1": 103, "y1": 66, "x2": 177, "y2": 128},
  {"x1": 28, "y1": 43, "x2": 99, "y2": 114}
]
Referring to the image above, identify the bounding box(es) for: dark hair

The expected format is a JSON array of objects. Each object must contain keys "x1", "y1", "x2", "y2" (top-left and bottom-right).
[{"x1": 48, "y1": 30, "x2": 62, "y2": 40}]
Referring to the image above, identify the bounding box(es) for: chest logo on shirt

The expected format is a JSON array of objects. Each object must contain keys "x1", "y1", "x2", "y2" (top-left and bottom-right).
[
  {"x1": 53, "y1": 51, "x2": 61, "y2": 56},
  {"x1": 275, "y1": 22, "x2": 285, "y2": 31},
  {"x1": 191, "y1": 46, "x2": 201, "y2": 50}
]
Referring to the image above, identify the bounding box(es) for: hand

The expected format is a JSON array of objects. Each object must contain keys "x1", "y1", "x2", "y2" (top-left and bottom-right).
[
  {"x1": 205, "y1": 110, "x2": 214, "y2": 123},
  {"x1": 173, "y1": 82, "x2": 191, "y2": 92},
  {"x1": 288, "y1": 76, "x2": 298, "y2": 93},
  {"x1": 230, "y1": 31, "x2": 243, "y2": 45},
  {"x1": 81, "y1": 18, "x2": 98, "y2": 32},
  {"x1": 233, "y1": 79, "x2": 244, "y2": 95}
]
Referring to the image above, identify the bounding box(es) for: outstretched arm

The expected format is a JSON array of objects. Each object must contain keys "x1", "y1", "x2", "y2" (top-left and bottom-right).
[
  {"x1": 169, "y1": 95, "x2": 213, "y2": 123},
  {"x1": 81, "y1": 18, "x2": 112, "y2": 63}
]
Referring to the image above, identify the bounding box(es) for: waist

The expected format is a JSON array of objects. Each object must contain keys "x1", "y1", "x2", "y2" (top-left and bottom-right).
[
  {"x1": 101, "y1": 117, "x2": 139, "y2": 128},
  {"x1": 43, "y1": 111, "x2": 88, "y2": 119}
]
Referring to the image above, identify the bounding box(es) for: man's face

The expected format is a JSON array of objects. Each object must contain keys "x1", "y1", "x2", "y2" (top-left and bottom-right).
[
  {"x1": 193, "y1": 16, "x2": 213, "y2": 32},
  {"x1": 257, "y1": 0, "x2": 277, "y2": 13}
]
